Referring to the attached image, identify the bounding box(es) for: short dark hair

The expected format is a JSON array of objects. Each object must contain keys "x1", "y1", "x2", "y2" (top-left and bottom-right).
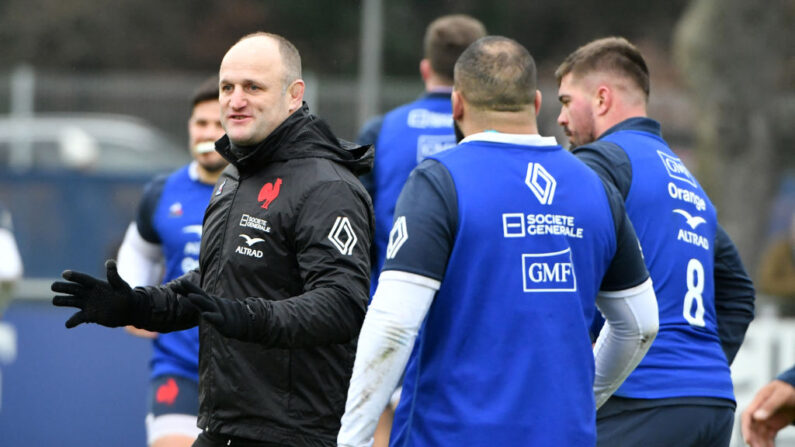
[
  {"x1": 555, "y1": 37, "x2": 650, "y2": 98},
  {"x1": 454, "y1": 36, "x2": 537, "y2": 112},
  {"x1": 236, "y1": 32, "x2": 302, "y2": 88},
  {"x1": 424, "y1": 15, "x2": 486, "y2": 83},
  {"x1": 191, "y1": 75, "x2": 219, "y2": 109}
]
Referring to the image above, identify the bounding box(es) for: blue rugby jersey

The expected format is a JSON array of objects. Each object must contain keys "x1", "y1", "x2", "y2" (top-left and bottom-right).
[
  {"x1": 137, "y1": 163, "x2": 214, "y2": 381},
  {"x1": 369, "y1": 92, "x2": 456, "y2": 295},
  {"x1": 583, "y1": 119, "x2": 734, "y2": 401},
  {"x1": 383, "y1": 133, "x2": 648, "y2": 446}
]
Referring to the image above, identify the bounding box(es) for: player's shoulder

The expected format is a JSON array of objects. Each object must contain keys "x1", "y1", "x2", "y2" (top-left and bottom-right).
[
  {"x1": 572, "y1": 139, "x2": 626, "y2": 160},
  {"x1": 147, "y1": 163, "x2": 191, "y2": 187},
  {"x1": 395, "y1": 159, "x2": 457, "y2": 225},
  {"x1": 572, "y1": 140, "x2": 632, "y2": 190},
  {"x1": 144, "y1": 172, "x2": 169, "y2": 191},
  {"x1": 569, "y1": 154, "x2": 613, "y2": 188},
  {"x1": 356, "y1": 115, "x2": 384, "y2": 146},
  {"x1": 413, "y1": 157, "x2": 451, "y2": 180},
  {"x1": 167, "y1": 163, "x2": 195, "y2": 182},
  {"x1": 158, "y1": 164, "x2": 208, "y2": 194},
  {"x1": 383, "y1": 99, "x2": 423, "y2": 120},
  {"x1": 140, "y1": 169, "x2": 179, "y2": 204},
  {"x1": 384, "y1": 94, "x2": 449, "y2": 121}
]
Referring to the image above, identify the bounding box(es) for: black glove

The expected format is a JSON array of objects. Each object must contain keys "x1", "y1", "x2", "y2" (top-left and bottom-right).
[
  {"x1": 52, "y1": 259, "x2": 149, "y2": 329},
  {"x1": 174, "y1": 279, "x2": 263, "y2": 340}
]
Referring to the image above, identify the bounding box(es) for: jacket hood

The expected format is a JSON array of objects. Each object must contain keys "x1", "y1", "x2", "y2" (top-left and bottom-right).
[{"x1": 215, "y1": 103, "x2": 373, "y2": 176}]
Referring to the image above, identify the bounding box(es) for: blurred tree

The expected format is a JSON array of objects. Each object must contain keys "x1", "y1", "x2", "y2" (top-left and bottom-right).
[
  {"x1": 3, "y1": 0, "x2": 790, "y2": 273},
  {"x1": 0, "y1": 0, "x2": 688, "y2": 75},
  {"x1": 379, "y1": 0, "x2": 690, "y2": 75},
  {"x1": 0, "y1": 0, "x2": 360, "y2": 73},
  {"x1": 673, "y1": 0, "x2": 795, "y2": 271}
]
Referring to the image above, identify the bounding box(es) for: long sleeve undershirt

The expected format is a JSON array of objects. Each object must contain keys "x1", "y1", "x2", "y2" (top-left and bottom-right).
[{"x1": 337, "y1": 272, "x2": 658, "y2": 447}]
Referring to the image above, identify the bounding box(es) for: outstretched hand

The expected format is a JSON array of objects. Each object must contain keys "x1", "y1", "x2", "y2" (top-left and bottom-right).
[
  {"x1": 52, "y1": 259, "x2": 144, "y2": 329},
  {"x1": 174, "y1": 279, "x2": 256, "y2": 340},
  {"x1": 742, "y1": 379, "x2": 795, "y2": 447}
]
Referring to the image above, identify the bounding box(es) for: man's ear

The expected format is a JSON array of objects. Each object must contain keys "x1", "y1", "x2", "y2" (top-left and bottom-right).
[
  {"x1": 595, "y1": 85, "x2": 611, "y2": 116},
  {"x1": 534, "y1": 90, "x2": 542, "y2": 116},
  {"x1": 287, "y1": 79, "x2": 305, "y2": 112},
  {"x1": 452, "y1": 90, "x2": 464, "y2": 121},
  {"x1": 420, "y1": 59, "x2": 431, "y2": 83}
]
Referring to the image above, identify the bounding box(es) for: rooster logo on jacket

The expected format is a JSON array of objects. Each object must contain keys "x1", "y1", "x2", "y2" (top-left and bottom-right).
[{"x1": 258, "y1": 178, "x2": 282, "y2": 209}]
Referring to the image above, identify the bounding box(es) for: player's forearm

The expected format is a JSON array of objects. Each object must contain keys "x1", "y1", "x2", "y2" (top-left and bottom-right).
[
  {"x1": 0, "y1": 228, "x2": 22, "y2": 280},
  {"x1": 593, "y1": 278, "x2": 658, "y2": 408},
  {"x1": 338, "y1": 271, "x2": 437, "y2": 447},
  {"x1": 337, "y1": 307, "x2": 416, "y2": 447},
  {"x1": 116, "y1": 222, "x2": 164, "y2": 287}
]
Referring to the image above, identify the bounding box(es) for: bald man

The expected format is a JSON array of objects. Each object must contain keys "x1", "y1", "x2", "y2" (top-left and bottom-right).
[{"x1": 52, "y1": 32, "x2": 374, "y2": 447}]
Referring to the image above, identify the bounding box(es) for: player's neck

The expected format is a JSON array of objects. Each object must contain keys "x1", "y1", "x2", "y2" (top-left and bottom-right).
[
  {"x1": 597, "y1": 106, "x2": 648, "y2": 137},
  {"x1": 424, "y1": 75, "x2": 453, "y2": 93},
  {"x1": 197, "y1": 166, "x2": 223, "y2": 185},
  {"x1": 462, "y1": 112, "x2": 538, "y2": 136}
]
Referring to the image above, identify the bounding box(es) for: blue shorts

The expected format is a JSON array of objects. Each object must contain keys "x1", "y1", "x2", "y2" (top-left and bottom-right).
[
  {"x1": 149, "y1": 374, "x2": 199, "y2": 416},
  {"x1": 146, "y1": 375, "x2": 201, "y2": 444},
  {"x1": 597, "y1": 398, "x2": 734, "y2": 447}
]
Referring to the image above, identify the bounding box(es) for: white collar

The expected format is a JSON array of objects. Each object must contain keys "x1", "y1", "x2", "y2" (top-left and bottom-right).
[
  {"x1": 188, "y1": 160, "x2": 200, "y2": 181},
  {"x1": 427, "y1": 86, "x2": 454, "y2": 94},
  {"x1": 460, "y1": 131, "x2": 559, "y2": 147}
]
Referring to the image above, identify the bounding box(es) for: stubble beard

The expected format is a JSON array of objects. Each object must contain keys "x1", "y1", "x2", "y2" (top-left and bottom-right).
[{"x1": 200, "y1": 159, "x2": 228, "y2": 174}]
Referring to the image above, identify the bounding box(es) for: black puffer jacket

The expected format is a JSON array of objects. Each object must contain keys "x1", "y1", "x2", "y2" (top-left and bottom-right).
[{"x1": 144, "y1": 104, "x2": 374, "y2": 446}]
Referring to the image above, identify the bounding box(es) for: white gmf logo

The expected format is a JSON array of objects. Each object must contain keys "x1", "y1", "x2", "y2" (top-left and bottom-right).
[
  {"x1": 328, "y1": 216, "x2": 358, "y2": 255},
  {"x1": 386, "y1": 216, "x2": 409, "y2": 259},
  {"x1": 658, "y1": 151, "x2": 696, "y2": 187},
  {"x1": 525, "y1": 162, "x2": 556, "y2": 205},
  {"x1": 522, "y1": 248, "x2": 577, "y2": 293}
]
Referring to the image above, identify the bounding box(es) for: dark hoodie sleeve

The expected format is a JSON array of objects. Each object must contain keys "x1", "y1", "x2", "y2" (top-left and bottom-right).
[
  {"x1": 248, "y1": 179, "x2": 372, "y2": 348},
  {"x1": 132, "y1": 268, "x2": 201, "y2": 332}
]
